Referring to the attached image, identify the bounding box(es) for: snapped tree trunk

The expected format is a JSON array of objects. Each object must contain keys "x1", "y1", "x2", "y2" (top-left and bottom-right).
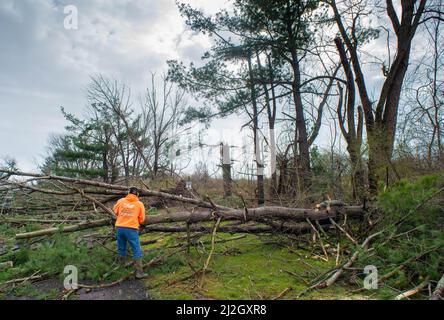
[
  {"x1": 220, "y1": 143, "x2": 232, "y2": 198},
  {"x1": 15, "y1": 205, "x2": 365, "y2": 239}
]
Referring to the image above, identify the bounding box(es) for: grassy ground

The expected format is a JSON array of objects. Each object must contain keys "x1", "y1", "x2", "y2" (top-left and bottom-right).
[{"x1": 139, "y1": 232, "x2": 385, "y2": 300}]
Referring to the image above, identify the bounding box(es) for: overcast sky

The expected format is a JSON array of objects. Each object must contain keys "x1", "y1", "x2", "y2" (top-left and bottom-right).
[
  {"x1": 0, "y1": 0, "x2": 235, "y2": 172},
  {"x1": 0, "y1": 1, "x2": 428, "y2": 175}
]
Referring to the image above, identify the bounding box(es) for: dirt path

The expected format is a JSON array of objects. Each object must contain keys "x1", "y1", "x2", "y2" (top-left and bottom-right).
[
  {"x1": 74, "y1": 279, "x2": 149, "y2": 300},
  {"x1": 6, "y1": 278, "x2": 149, "y2": 300}
]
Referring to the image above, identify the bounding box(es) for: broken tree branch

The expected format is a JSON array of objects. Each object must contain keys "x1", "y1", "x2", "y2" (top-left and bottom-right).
[
  {"x1": 395, "y1": 278, "x2": 430, "y2": 300},
  {"x1": 200, "y1": 217, "x2": 222, "y2": 286},
  {"x1": 316, "y1": 231, "x2": 384, "y2": 289},
  {"x1": 15, "y1": 219, "x2": 111, "y2": 239}
]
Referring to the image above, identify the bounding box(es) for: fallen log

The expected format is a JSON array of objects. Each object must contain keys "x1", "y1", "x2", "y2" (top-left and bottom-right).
[
  {"x1": 0, "y1": 170, "x2": 232, "y2": 211},
  {"x1": 15, "y1": 206, "x2": 364, "y2": 239},
  {"x1": 15, "y1": 222, "x2": 301, "y2": 239},
  {"x1": 143, "y1": 206, "x2": 363, "y2": 225},
  {"x1": 141, "y1": 224, "x2": 275, "y2": 234}
]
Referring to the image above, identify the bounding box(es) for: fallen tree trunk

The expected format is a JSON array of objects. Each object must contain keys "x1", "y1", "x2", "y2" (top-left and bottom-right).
[
  {"x1": 142, "y1": 224, "x2": 274, "y2": 234},
  {"x1": 14, "y1": 219, "x2": 310, "y2": 239},
  {"x1": 141, "y1": 223, "x2": 324, "y2": 235},
  {"x1": 144, "y1": 206, "x2": 363, "y2": 225},
  {"x1": 4, "y1": 170, "x2": 366, "y2": 241},
  {"x1": 0, "y1": 170, "x2": 232, "y2": 211},
  {"x1": 14, "y1": 206, "x2": 363, "y2": 239}
]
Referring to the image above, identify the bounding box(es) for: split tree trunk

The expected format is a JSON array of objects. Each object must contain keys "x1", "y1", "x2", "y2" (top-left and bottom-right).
[{"x1": 220, "y1": 143, "x2": 232, "y2": 198}]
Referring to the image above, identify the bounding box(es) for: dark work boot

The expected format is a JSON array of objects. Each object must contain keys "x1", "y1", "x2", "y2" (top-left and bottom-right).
[
  {"x1": 115, "y1": 256, "x2": 126, "y2": 267},
  {"x1": 133, "y1": 259, "x2": 147, "y2": 279}
]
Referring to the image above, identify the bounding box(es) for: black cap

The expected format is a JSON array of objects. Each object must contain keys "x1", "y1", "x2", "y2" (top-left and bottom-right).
[{"x1": 128, "y1": 186, "x2": 140, "y2": 196}]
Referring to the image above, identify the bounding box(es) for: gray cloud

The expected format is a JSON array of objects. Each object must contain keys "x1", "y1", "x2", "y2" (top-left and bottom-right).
[
  {"x1": 0, "y1": 0, "x2": 228, "y2": 171},
  {"x1": 1, "y1": 0, "x2": 420, "y2": 173}
]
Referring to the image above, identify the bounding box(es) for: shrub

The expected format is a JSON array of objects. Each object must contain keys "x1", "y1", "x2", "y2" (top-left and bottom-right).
[{"x1": 366, "y1": 173, "x2": 444, "y2": 291}]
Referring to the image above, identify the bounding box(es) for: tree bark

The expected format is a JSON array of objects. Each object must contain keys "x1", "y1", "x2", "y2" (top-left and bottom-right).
[
  {"x1": 331, "y1": 0, "x2": 426, "y2": 194},
  {"x1": 14, "y1": 206, "x2": 364, "y2": 239},
  {"x1": 247, "y1": 52, "x2": 265, "y2": 205},
  {"x1": 335, "y1": 37, "x2": 365, "y2": 202},
  {"x1": 221, "y1": 143, "x2": 232, "y2": 198},
  {"x1": 0, "y1": 170, "x2": 233, "y2": 211}
]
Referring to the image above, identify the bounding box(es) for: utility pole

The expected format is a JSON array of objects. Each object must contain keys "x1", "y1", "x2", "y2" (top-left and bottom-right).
[{"x1": 220, "y1": 143, "x2": 232, "y2": 198}]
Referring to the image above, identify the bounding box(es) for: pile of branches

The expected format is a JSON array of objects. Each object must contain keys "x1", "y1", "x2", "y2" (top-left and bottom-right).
[
  {"x1": 1, "y1": 169, "x2": 444, "y2": 300},
  {"x1": 0, "y1": 170, "x2": 366, "y2": 240}
]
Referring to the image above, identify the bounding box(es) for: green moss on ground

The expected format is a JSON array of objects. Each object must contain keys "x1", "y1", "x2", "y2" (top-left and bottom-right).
[{"x1": 141, "y1": 233, "x2": 386, "y2": 300}]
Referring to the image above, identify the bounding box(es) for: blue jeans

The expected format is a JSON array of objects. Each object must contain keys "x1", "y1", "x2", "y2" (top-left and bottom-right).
[{"x1": 116, "y1": 227, "x2": 142, "y2": 259}]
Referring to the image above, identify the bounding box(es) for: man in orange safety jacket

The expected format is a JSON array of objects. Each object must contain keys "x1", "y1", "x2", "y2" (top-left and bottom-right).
[{"x1": 113, "y1": 186, "x2": 146, "y2": 279}]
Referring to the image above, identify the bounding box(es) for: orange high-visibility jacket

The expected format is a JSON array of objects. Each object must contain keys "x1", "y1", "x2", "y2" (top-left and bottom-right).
[{"x1": 113, "y1": 194, "x2": 145, "y2": 230}]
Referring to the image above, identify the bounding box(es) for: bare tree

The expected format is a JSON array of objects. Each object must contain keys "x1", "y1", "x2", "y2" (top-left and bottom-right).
[
  {"x1": 142, "y1": 73, "x2": 186, "y2": 178},
  {"x1": 401, "y1": 10, "x2": 443, "y2": 167},
  {"x1": 87, "y1": 75, "x2": 148, "y2": 184}
]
